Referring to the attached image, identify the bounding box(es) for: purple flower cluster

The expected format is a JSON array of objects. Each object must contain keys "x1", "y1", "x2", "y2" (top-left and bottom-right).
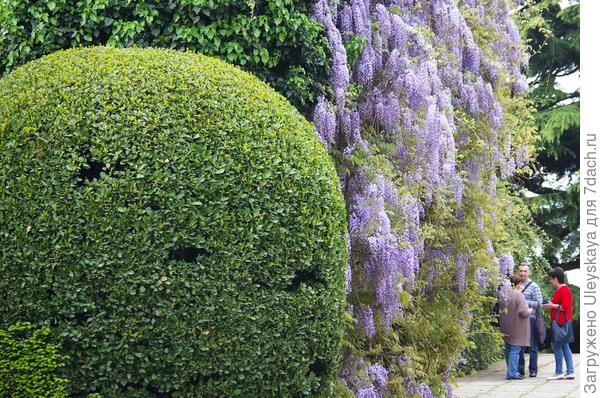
[
  {"x1": 406, "y1": 382, "x2": 434, "y2": 398},
  {"x1": 338, "y1": 356, "x2": 389, "y2": 398},
  {"x1": 367, "y1": 363, "x2": 389, "y2": 390},
  {"x1": 487, "y1": 239, "x2": 496, "y2": 255},
  {"x1": 314, "y1": 95, "x2": 336, "y2": 147},
  {"x1": 338, "y1": 353, "x2": 366, "y2": 391},
  {"x1": 357, "y1": 305, "x2": 376, "y2": 339},
  {"x1": 356, "y1": 387, "x2": 378, "y2": 398},
  {"x1": 455, "y1": 255, "x2": 469, "y2": 294},
  {"x1": 476, "y1": 207, "x2": 484, "y2": 231},
  {"x1": 475, "y1": 268, "x2": 489, "y2": 291},
  {"x1": 313, "y1": 0, "x2": 349, "y2": 110},
  {"x1": 515, "y1": 144, "x2": 530, "y2": 168},
  {"x1": 498, "y1": 253, "x2": 515, "y2": 276},
  {"x1": 423, "y1": 245, "x2": 453, "y2": 291},
  {"x1": 348, "y1": 172, "x2": 407, "y2": 330}
]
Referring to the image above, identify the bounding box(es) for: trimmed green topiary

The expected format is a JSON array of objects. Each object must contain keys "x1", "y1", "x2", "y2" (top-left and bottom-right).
[
  {"x1": 0, "y1": 323, "x2": 68, "y2": 398},
  {"x1": 0, "y1": 47, "x2": 347, "y2": 397}
]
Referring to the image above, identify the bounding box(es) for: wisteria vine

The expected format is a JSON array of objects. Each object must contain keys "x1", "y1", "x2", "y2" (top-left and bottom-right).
[{"x1": 311, "y1": 0, "x2": 531, "y2": 396}]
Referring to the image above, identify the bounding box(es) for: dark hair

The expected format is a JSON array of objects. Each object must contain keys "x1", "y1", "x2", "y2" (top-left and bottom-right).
[
  {"x1": 548, "y1": 267, "x2": 565, "y2": 284},
  {"x1": 509, "y1": 274, "x2": 521, "y2": 287}
]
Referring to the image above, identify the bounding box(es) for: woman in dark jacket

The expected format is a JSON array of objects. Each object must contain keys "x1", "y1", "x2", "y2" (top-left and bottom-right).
[{"x1": 499, "y1": 274, "x2": 533, "y2": 379}]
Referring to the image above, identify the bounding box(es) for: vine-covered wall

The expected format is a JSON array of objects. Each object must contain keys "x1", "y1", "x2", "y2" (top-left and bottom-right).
[{"x1": 311, "y1": 0, "x2": 540, "y2": 396}]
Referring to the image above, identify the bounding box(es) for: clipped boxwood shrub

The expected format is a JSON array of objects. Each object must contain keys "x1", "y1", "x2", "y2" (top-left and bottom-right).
[
  {"x1": 0, "y1": 47, "x2": 347, "y2": 397},
  {"x1": 0, "y1": 323, "x2": 68, "y2": 398}
]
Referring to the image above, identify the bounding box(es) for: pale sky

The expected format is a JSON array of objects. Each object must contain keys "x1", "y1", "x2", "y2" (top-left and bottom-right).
[{"x1": 566, "y1": 268, "x2": 582, "y2": 287}]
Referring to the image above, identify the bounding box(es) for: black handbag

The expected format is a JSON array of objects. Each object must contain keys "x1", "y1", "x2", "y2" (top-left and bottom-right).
[
  {"x1": 535, "y1": 306, "x2": 546, "y2": 343},
  {"x1": 551, "y1": 305, "x2": 573, "y2": 344}
]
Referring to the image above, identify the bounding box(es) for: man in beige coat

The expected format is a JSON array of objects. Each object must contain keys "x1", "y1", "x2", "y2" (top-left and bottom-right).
[{"x1": 499, "y1": 274, "x2": 534, "y2": 379}]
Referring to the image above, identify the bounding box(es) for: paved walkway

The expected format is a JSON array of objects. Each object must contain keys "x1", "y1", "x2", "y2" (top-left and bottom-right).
[{"x1": 454, "y1": 353, "x2": 579, "y2": 398}]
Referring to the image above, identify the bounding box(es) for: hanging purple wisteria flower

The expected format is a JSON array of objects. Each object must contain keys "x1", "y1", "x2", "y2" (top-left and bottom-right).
[
  {"x1": 455, "y1": 255, "x2": 469, "y2": 294},
  {"x1": 498, "y1": 253, "x2": 515, "y2": 276},
  {"x1": 314, "y1": 96, "x2": 336, "y2": 147},
  {"x1": 475, "y1": 268, "x2": 489, "y2": 291},
  {"x1": 357, "y1": 306, "x2": 376, "y2": 339}
]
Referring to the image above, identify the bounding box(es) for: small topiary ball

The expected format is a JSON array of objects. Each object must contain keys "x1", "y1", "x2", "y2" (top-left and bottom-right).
[{"x1": 0, "y1": 47, "x2": 347, "y2": 397}]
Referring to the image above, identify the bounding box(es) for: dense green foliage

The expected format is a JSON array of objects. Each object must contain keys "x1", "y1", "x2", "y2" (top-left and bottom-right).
[
  {"x1": 0, "y1": 47, "x2": 347, "y2": 397},
  {"x1": 0, "y1": 0, "x2": 330, "y2": 111},
  {"x1": 517, "y1": 0, "x2": 580, "y2": 272},
  {"x1": 456, "y1": 312, "x2": 504, "y2": 376},
  {"x1": 0, "y1": 322, "x2": 68, "y2": 398}
]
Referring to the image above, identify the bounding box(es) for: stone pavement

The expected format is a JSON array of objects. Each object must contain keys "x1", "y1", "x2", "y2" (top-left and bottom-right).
[{"x1": 454, "y1": 353, "x2": 580, "y2": 398}]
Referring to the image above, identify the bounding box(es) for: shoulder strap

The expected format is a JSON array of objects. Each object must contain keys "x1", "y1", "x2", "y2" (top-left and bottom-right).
[
  {"x1": 554, "y1": 304, "x2": 562, "y2": 322},
  {"x1": 522, "y1": 281, "x2": 533, "y2": 293}
]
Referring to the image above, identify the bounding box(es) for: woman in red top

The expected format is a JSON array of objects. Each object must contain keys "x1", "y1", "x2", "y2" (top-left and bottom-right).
[{"x1": 542, "y1": 267, "x2": 575, "y2": 380}]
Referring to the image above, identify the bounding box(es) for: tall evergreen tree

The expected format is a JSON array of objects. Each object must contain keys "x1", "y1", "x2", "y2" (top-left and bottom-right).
[{"x1": 517, "y1": 0, "x2": 579, "y2": 271}]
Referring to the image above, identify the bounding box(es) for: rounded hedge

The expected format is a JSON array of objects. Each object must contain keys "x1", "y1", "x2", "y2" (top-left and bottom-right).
[{"x1": 0, "y1": 47, "x2": 347, "y2": 397}]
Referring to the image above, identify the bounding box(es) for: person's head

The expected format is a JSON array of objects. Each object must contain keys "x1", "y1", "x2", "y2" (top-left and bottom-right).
[
  {"x1": 548, "y1": 267, "x2": 565, "y2": 288},
  {"x1": 518, "y1": 263, "x2": 530, "y2": 282},
  {"x1": 509, "y1": 274, "x2": 521, "y2": 288}
]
